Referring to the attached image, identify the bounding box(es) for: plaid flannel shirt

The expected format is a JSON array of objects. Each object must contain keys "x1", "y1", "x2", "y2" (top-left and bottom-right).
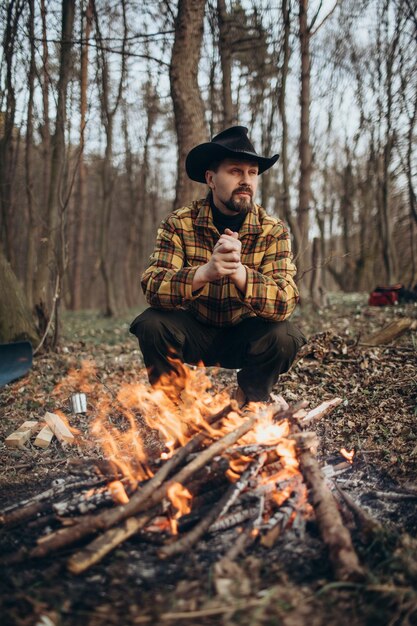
[{"x1": 141, "y1": 199, "x2": 299, "y2": 327}]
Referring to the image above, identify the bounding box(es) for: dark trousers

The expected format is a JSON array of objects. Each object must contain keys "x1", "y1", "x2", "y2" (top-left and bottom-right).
[{"x1": 130, "y1": 308, "x2": 306, "y2": 402}]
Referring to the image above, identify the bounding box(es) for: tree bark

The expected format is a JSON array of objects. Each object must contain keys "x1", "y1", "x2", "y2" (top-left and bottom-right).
[
  {"x1": 309, "y1": 236, "x2": 325, "y2": 309},
  {"x1": 25, "y1": 0, "x2": 37, "y2": 308},
  {"x1": 92, "y1": 0, "x2": 127, "y2": 316},
  {"x1": 33, "y1": 0, "x2": 75, "y2": 333},
  {"x1": 278, "y1": 0, "x2": 301, "y2": 246},
  {"x1": 0, "y1": 245, "x2": 39, "y2": 345},
  {"x1": 297, "y1": 0, "x2": 313, "y2": 294},
  {"x1": 71, "y1": 0, "x2": 93, "y2": 310},
  {"x1": 39, "y1": 0, "x2": 51, "y2": 228},
  {"x1": 217, "y1": 0, "x2": 235, "y2": 127},
  {"x1": 0, "y1": 0, "x2": 25, "y2": 263},
  {"x1": 170, "y1": 0, "x2": 207, "y2": 208}
]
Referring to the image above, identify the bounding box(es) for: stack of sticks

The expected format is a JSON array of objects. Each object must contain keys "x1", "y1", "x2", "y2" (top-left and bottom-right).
[{"x1": 0, "y1": 398, "x2": 364, "y2": 581}]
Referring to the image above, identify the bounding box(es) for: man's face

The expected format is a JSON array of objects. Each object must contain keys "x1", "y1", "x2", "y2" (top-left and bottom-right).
[{"x1": 205, "y1": 159, "x2": 259, "y2": 216}]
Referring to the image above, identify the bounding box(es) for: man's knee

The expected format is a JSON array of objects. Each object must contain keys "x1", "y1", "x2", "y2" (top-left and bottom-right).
[
  {"x1": 130, "y1": 308, "x2": 168, "y2": 342},
  {"x1": 249, "y1": 320, "x2": 306, "y2": 362},
  {"x1": 130, "y1": 310, "x2": 187, "y2": 361}
]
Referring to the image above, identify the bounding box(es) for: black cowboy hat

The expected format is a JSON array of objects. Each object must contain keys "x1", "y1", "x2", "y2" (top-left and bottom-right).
[{"x1": 186, "y1": 126, "x2": 279, "y2": 183}]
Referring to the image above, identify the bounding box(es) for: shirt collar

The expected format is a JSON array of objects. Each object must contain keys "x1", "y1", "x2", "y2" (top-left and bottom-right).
[{"x1": 194, "y1": 198, "x2": 262, "y2": 236}]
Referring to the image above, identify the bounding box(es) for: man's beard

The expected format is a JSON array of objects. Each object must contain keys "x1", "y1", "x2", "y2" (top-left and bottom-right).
[{"x1": 224, "y1": 187, "x2": 254, "y2": 214}]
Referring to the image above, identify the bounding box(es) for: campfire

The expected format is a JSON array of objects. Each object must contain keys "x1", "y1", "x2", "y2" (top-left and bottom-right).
[{"x1": 1, "y1": 360, "x2": 364, "y2": 581}]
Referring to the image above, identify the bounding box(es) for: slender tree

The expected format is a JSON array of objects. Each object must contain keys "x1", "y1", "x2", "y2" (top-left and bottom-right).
[
  {"x1": 92, "y1": 0, "x2": 127, "y2": 316},
  {"x1": 217, "y1": 0, "x2": 235, "y2": 127},
  {"x1": 170, "y1": 0, "x2": 207, "y2": 208},
  {"x1": 297, "y1": 0, "x2": 313, "y2": 292},
  {"x1": 71, "y1": 0, "x2": 93, "y2": 310},
  {"x1": 25, "y1": 0, "x2": 37, "y2": 308},
  {"x1": 32, "y1": 0, "x2": 75, "y2": 336}
]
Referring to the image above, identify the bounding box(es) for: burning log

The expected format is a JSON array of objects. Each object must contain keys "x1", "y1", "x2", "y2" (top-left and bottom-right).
[
  {"x1": 159, "y1": 452, "x2": 267, "y2": 558},
  {"x1": 22, "y1": 405, "x2": 240, "y2": 558},
  {"x1": 53, "y1": 487, "x2": 117, "y2": 517},
  {"x1": 295, "y1": 436, "x2": 365, "y2": 581},
  {"x1": 2, "y1": 386, "x2": 363, "y2": 586},
  {"x1": 261, "y1": 493, "x2": 302, "y2": 548},
  {"x1": 62, "y1": 411, "x2": 264, "y2": 571}
]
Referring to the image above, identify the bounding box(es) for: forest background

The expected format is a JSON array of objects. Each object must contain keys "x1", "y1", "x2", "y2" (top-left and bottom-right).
[{"x1": 0, "y1": 0, "x2": 416, "y2": 348}]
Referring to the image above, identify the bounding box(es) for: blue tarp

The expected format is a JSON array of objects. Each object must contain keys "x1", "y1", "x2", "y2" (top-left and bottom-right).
[{"x1": 0, "y1": 341, "x2": 33, "y2": 387}]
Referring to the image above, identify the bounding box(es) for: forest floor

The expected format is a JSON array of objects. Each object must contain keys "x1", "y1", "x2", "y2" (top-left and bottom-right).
[{"x1": 0, "y1": 294, "x2": 416, "y2": 626}]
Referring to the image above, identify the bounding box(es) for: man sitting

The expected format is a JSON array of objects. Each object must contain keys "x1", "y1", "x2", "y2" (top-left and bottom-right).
[{"x1": 130, "y1": 126, "x2": 306, "y2": 405}]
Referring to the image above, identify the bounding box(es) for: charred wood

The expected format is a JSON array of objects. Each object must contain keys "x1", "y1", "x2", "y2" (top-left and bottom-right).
[
  {"x1": 159, "y1": 452, "x2": 267, "y2": 558},
  {"x1": 0, "y1": 478, "x2": 107, "y2": 527},
  {"x1": 24, "y1": 404, "x2": 234, "y2": 560},
  {"x1": 27, "y1": 409, "x2": 257, "y2": 563}
]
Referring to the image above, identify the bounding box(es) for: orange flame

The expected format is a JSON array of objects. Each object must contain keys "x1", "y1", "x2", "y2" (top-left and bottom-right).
[
  {"x1": 167, "y1": 482, "x2": 193, "y2": 534},
  {"x1": 167, "y1": 482, "x2": 193, "y2": 517},
  {"x1": 108, "y1": 480, "x2": 129, "y2": 505},
  {"x1": 340, "y1": 448, "x2": 355, "y2": 464},
  {"x1": 52, "y1": 358, "x2": 309, "y2": 528}
]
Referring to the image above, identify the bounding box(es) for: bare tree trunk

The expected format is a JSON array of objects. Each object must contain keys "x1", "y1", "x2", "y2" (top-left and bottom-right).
[
  {"x1": 381, "y1": 42, "x2": 397, "y2": 283},
  {"x1": 0, "y1": 0, "x2": 25, "y2": 263},
  {"x1": 25, "y1": 0, "x2": 37, "y2": 308},
  {"x1": 39, "y1": 0, "x2": 51, "y2": 225},
  {"x1": 278, "y1": 0, "x2": 301, "y2": 247},
  {"x1": 0, "y1": 245, "x2": 39, "y2": 345},
  {"x1": 71, "y1": 0, "x2": 93, "y2": 310},
  {"x1": 217, "y1": 0, "x2": 234, "y2": 127},
  {"x1": 309, "y1": 236, "x2": 326, "y2": 309},
  {"x1": 93, "y1": 0, "x2": 127, "y2": 316},
  {"x1": 33, "y1": 0, "x2": 75, "y2": 335},
  {"x1": 297, "y1": 0, "x2": 313, "y2": 293},
  {"x1": 121, "y1": 105, "x2": 137, "y2": 309},
  {"x1": 170, "y1": 0, "x2": 207, "y2": 208}
]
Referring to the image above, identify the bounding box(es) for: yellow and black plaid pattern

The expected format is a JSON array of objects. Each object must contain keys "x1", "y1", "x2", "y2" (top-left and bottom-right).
[{"x1": 141, "y1": 199, "x2": 299, "y2": 327}]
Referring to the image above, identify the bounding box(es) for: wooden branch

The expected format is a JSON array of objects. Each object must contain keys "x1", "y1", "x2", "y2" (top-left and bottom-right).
[
  {"x1": 159, "y1": 452, "x2": 266, "y2": 558},
  {"x1": 223, "y1": 495, "x2": 265, "y2": 561},
  {"x1": 67, "y1": 513, "x2": 153, "y2": 574},
  {"x1": 334, "y1": 484, "x2": 381, "y2": 538},
  {"x1": 208, "y1": 505, "x2": 259, "y2": 534},
  {"x1": 299, "y1": 398, "x2": 343, "y2": 427},
  {"x1": 296, "y1": 442, "x2": 365, "y2": 581},
  {"x1": 361, "y1": 318, "x2": 417, "y2": 346},
  {"x1": 26, "y1": 404, "x2": 237, "y2": 559},
  {"x1": 0, "y1": 478, "x2": 106, "y2": 527},
  {"x1": 261, "y1": 497, "x2": 299, "y2": 549}
]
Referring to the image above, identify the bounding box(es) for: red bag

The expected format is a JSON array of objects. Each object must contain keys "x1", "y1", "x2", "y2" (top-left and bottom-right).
[{"x1": 368, "y1": 285, "x2": 400, "y2": 306}]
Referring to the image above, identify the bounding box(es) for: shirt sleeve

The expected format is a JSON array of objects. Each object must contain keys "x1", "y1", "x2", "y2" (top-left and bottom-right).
[
  {"x1": 237, "y1": 223, "x2": 299, "y2": 321},
  {"x1": 141, "y1": 218, "x2": 201, "y2": 308}
]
